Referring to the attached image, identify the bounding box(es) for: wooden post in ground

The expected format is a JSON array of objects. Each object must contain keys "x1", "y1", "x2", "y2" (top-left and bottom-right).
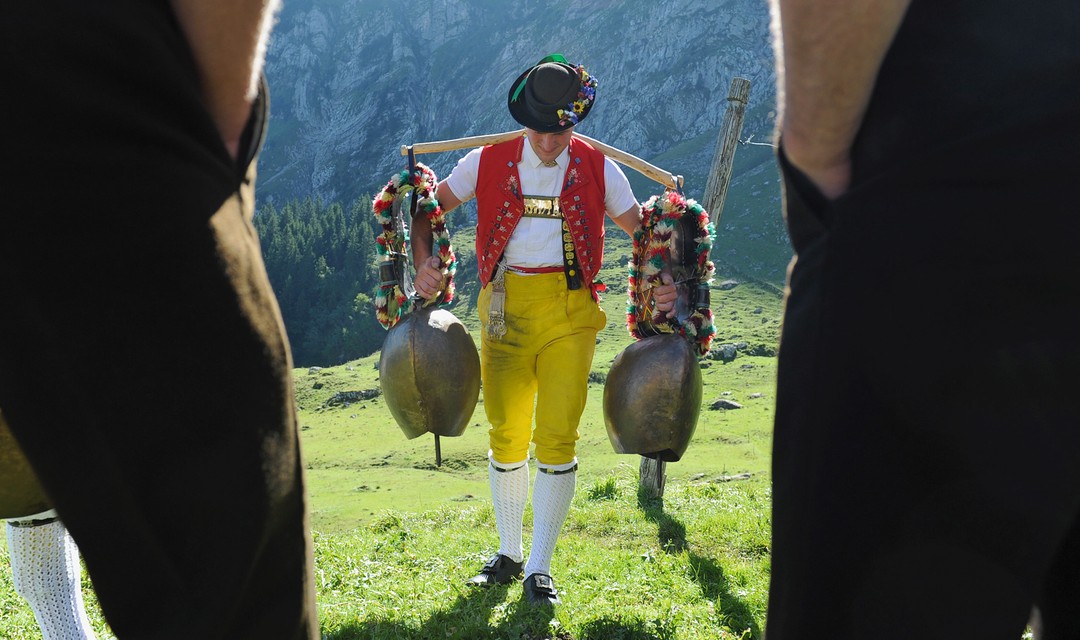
[
  {"x1": 639, "y1": 456, "x2": 666, "y2": 500},
  {"x1": 702, "y1": 77, "x2": 751, "y2": 223},
  {"x1": 638, "y1": 77, "x2": 751, "y2": 500}
]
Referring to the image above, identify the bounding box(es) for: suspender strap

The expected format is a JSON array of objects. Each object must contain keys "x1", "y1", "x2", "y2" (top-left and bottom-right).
[{"x1": 562, "y1": 219, "x2": 582, "y2": 290}]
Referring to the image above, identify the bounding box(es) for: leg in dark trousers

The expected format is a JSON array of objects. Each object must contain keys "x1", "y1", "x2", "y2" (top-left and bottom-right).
[{"x1": 0, "y1": 2, "x2": 318, "y2": 637}]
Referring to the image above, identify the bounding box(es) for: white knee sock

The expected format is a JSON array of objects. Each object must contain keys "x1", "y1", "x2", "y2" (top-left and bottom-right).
[
  {"x1": 6, "y1": 518, "x2": 97, "y2": 640},
  {"x1": 489, "y1": 454, "x2": 529, "y2": 564},
  {"x1": 524, "y1": 460, "x2": 577, "y2": 577}
]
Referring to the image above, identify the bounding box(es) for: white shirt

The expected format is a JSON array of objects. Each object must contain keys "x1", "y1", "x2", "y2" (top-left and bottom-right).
[{"x1": 444, "y1": 135, "x2": 638, "y2": 268}]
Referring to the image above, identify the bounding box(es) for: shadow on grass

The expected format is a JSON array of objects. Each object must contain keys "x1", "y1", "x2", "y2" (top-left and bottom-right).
[
  {"x1": 637, "y1": 486, "x2": 762, "y2": 639},
  {"x1": 322, "y1": 582, "x2": 571, "y2": 640},
  {"x1": 576, "y1": 617, "x2": 679, "y2": 640}
]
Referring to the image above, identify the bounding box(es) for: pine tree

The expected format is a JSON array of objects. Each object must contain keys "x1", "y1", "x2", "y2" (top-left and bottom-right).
[{"x1": 254, "y1": 196, "x2": 383, "y2": 366}]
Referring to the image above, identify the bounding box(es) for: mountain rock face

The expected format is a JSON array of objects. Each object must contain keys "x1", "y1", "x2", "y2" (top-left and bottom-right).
[{"x1": 259, "y1": 0, "x2": 791, "y2": 281}]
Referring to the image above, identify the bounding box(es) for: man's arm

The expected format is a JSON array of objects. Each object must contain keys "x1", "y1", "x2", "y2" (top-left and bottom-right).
[
  {"x1": 611, "y1": 203, "x2": 642, "y2": 236},
  {"x1": 612, "y1": 204, "x2": 676, "y2": 315},
  {"x1": 412, "y1": 180, "x2": 463, "y2": 300},
  {"x1": 771, "y1": 0, "x2": 911, "y2": 198},
  {"x1": 169, "y1": 0, "x2": 281, "y2": 160}
]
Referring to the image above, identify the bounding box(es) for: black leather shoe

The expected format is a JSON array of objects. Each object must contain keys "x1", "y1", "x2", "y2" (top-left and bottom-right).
[
  {"x1": 466, "y1": 554, "x2": 523, "y2": 586},
  {"x1": 522, "y1": 573, "x2": 560, "y2": 605}
]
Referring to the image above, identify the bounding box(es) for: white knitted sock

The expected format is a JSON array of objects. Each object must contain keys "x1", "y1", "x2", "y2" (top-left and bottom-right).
[
  {"x1": 6, "y1": 519, "x2": 97, "y2": 640},
  {"x1": 523, "y1": 460, "x2": 577, "y2": 577},
  {"x1": 489, "y1": 454, "x2": 529, "y2": 564}
]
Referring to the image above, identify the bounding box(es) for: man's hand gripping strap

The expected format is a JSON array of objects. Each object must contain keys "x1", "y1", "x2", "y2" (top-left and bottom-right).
[
  {"x1": 371, "y1": 163, "x2": 457, "y2": 329},
  {"x1": 626, "y1": 190, "x2": 716, "y2": 358}
]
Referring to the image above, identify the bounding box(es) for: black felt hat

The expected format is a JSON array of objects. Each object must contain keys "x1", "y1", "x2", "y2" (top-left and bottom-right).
[{"x1": 507, "y1": 54, "x2": 598, "y2": 132}]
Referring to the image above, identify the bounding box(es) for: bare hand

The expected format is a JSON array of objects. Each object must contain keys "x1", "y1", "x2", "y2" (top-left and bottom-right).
[
  {"x1": 413, "y1": 255, "x2": 445, "y2": 301},
  {"x1": 652, "y1": 272, "x2": 677, "y2": 316}
]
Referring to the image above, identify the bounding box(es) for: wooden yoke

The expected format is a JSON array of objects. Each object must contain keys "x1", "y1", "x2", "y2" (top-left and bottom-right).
[{"x1": 401, "y1": 129, "x2": 684, "y2": 191}]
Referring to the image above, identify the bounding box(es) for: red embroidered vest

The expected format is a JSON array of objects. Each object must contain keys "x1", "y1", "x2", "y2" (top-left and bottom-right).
[{"x1": 474, "y1": 136, "x2": 608, "y2": 289}]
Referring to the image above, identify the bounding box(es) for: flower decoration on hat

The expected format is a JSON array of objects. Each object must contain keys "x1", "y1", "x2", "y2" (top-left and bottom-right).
[
  {"x1": 508, "y1": 54, "x2": 600, "y2": 132},
  {"x1": 556, "y1": 66, "x2": 598, "y2": 128}
]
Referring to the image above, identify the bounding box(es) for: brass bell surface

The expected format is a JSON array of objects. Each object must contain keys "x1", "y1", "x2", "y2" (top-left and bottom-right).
[
  {"x1": 379, "y1": 305, "x2": 481, "y2": 439},
  {"x1": 603, "y1": 333, "x2": 702, "y2": 462},
  {"x1": 0, "y1": 410, "x2": 52, "y2": 520}
]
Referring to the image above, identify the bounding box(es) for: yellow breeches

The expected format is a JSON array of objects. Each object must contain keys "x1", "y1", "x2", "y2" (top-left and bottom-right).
[{"x1": 479, "y1": 271, "x2": 607, "y2": 466}]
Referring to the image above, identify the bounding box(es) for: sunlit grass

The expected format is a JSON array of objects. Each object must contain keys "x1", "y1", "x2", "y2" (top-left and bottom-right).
[
  {"x1": 1, "y1": 468, "x2": 769, "y2": 640},
  {"x1": 1, "y1": 270, "x2": 783, "y2": 640},
  {"x1": 313, "y1": 467, "x2": 769, "y2": 639}
]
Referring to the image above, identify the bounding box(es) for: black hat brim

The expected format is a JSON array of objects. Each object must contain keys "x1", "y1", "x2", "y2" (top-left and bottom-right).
[{"x1": 507, "y1": 65, "x2": 594, "y2": 132}]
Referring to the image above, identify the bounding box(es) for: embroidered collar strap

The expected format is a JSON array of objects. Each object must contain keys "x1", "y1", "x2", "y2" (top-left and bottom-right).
[
  {"x1": 626, "y1": 190, "x2": 716, "y2": 358},
  {"x1": 372, "y1": 163, "x2": 457, "y2": 329}
]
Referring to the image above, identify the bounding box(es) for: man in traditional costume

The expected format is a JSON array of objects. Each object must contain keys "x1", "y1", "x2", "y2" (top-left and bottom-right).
[{"x1": 413, "y1": 54, "x2": 676, "y2": 605}]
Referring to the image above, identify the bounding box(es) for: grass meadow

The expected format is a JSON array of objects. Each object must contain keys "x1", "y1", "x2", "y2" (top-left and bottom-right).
[{"x1": 1, "y1": 236, "x2": 785, "y2": 639}]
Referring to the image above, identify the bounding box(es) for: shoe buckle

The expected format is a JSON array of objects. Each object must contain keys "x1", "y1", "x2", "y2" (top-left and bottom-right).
[{"x1": 533, "y1": 574, "x2": 555, "y2": 592}]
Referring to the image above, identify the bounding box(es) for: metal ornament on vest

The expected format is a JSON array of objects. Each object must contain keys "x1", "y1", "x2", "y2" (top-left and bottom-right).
[{"x1": 474, "y1": 137, "x2": 608, "y2": 292}]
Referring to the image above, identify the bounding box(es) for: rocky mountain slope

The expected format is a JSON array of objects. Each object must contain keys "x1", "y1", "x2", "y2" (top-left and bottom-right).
[{"x1": 258, "y1": 0, "x2": 791, "y2": 280}]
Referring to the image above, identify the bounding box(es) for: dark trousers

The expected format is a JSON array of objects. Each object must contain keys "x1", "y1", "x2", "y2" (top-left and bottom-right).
[
  {"x1": 767, "y1": 109, "x2": 1080, "y2": 639},
  {"x1": 0, "y1": 2, "x2": 317, "y2": 638}
]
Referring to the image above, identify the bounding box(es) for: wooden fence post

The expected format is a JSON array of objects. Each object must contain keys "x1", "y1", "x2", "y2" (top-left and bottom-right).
[
  {"x1": 637, "y1": 77, "x2": 751, "y2": 500},
  {"x1": 639, "y1": 456, "x2": 666, "y2": 500},
  {"x1": 702, "y1": 77, "x2": 751, "y2": 223}
]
